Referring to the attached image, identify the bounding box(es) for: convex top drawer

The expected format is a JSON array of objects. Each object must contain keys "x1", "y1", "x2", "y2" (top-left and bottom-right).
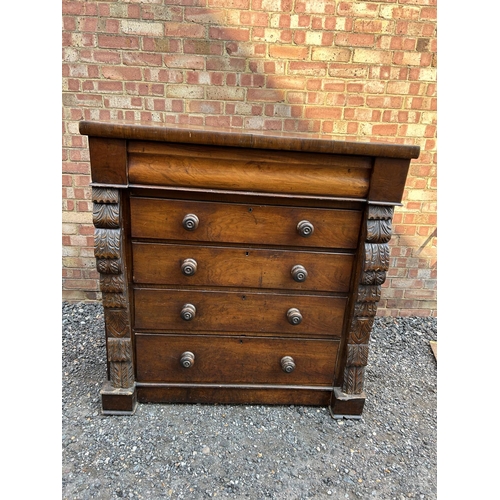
[
  {"x1": 130, "y1": 197, "x2": 362, "y2": 250},
  {"x1": 127, "y1": 141, "x2": 372, "y2": 199}
]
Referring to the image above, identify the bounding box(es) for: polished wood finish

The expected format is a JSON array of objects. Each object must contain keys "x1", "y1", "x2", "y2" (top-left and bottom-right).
[
  {"x1": 130, "y1": 197, "x2": 362, "y2": 249},
  {"x1": 80, "y1": 120, "x2": 420, "y2": 160},
  {"x1": 132, "y1": 243, "x2": 354, "y2": 292},
  {"x1": 135, "y1": 334, "x2": 338, "y2": 386},
  {"x1": 81, "y1": 120, "x2": 418, "y2": 417},
  {"x1": 368, "y1": 157, "x2": 411, "y2": 203},
  {"x1": 127, "y1": 143, "x2": 372, "y2": 198},
  {"x1": 88, "y1": 138, "x2": 127, "y2": 186},
  {"x1": 134, "y1": 288, "x2": 346, "y2": 337}
]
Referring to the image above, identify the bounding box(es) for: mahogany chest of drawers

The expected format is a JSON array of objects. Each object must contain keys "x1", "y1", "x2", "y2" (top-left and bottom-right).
[{"x1": 79, "y1": 121, "x2": 419, "y2": 418}]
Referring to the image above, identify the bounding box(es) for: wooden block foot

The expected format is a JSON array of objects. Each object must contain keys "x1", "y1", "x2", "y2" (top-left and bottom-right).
[
  {"x1": 100, "y1": 382, "x2": 137, "y2": 415},
  {"x1": 329, "y1": 387, "x2": 365, "y2": 419}
]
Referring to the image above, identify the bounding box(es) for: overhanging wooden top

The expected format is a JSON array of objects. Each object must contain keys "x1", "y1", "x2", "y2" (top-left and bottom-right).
[{"x1": 79, "y1": 120, "x2": 420, "y2": 160}]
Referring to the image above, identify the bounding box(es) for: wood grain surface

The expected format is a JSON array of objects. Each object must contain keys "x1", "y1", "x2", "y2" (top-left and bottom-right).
[
  {"x1": 134, "y1": 288, "x2": 346, "y2": 337},
  {"x1": 127, "y1": 143, "x2": 371, "y2": 198},
  {"x1": 132, "y1": 242, "x2": 354, "y2": 293},
  {"x1": 80, "y1": 120, "x2": 420, "y2": 160},
  {"x1": 130, "y1": 197, "x2": 362, "y2": 250},
  {"x1": 135, "y1": 333, "x2": 339, "y2": 386}
]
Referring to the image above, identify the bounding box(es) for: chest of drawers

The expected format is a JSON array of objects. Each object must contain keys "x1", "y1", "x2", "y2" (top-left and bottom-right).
[{"x1": 80, "y1": 121, "x2": 419, "y2": 418}]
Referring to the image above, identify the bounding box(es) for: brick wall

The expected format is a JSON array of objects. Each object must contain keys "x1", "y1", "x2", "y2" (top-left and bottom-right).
[{"x1": 62, "y1": 0, "x2": 437, "y2": 317}]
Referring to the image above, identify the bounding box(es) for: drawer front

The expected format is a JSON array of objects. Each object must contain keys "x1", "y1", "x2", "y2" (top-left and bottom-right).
[
  {"x1": 134, "y1": 288, "x2": 346, "y2": 338},
  {"x1": 135, "y1": 334, "x2": 339, "y2": 386},
  {"x1": 132, "y1": 242, "x2": 354, "y2": 293},
  {"x1": 130, "y1": 197, "x2": 362, "y2": 250},
  {"x1": 127, "y1": 141, "x2": 372, "y2": 199}
]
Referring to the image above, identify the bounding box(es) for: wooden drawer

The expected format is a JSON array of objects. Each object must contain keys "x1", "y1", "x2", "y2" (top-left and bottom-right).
[
  {"x1": 130, "y1": 197, "x2": 362, "y2": 250},
  {"x1": 127, "y1": 141, "x2": 372, "y2": 199},
  {"x1": 135, "y1": 334, "x2": 339, "y2": 386},
  {"x1": 132, "y1": 242, "x2": 354, "y2": 293},
  {"x1": 134, "y1": 288, "x2": 346, "y2": 338}
]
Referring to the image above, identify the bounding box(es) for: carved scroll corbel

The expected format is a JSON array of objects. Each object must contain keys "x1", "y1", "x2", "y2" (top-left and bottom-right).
[
  {"x1": 341, "y1": 205, "x2": 394, "y2": 395},
  {"x1": 92, "y1": 187, "x2": 134, "y2": 389}
]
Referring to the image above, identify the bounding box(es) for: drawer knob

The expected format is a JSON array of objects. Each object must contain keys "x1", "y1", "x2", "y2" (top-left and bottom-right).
[
  {"x1": 180, "y1": 351, "x2": 195, "y2": 368},
  {"x1": 182, "y1": 214, "x2": 199, "y2": 231},
  {"x1": 281, "y1": 356, "x2": 296, "y2": 373},
  {"x1": 180, "y1": 303, "x2": 196, "y2": 321},
  {"x1": 291, "y1": 264, "x2": 308, "y2": 282},
  {"x1": 297, "y1": 220, "x2": 314, "y2": 237},
  {"x1": 181, "y1": 258, "x2": 198, "y2": 276},
  {"x1": 287, "y1": 308, "x2": 303, "y2": 325}
]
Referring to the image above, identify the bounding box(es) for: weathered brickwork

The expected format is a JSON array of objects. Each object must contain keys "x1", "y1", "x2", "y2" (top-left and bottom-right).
[{"x1": 62, "y1": 0, "x2": 437, "y2": 317}]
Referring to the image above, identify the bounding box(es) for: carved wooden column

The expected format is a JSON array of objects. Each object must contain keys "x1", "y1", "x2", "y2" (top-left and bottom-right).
[
  {"x1": 93, "y1": 187, "x2": 136, "y2": 414},
  {"x1": 331, "y1": 204, "x2": 393, "y2": 418}
]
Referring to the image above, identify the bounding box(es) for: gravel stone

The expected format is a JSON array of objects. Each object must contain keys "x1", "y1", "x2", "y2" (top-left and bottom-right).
[{"x1": 62, "y1": 302, "x2": 437, "y2": 499}]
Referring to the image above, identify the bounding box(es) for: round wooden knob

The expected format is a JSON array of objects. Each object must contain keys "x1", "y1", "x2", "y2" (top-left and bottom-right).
[
  {"x1": 281, "y1": 356, "x2": 295, "y2": 373},
  {"x1": 181, "y1": 258, "x2": 197, "y2": 276},
  {"x1": 297, "y1": 220, "x2": 314, "y2": 237},
  {"x1": 287, "y1": 308, "x2": 302, "y2": 325},
  {"x1": 182, "y1": 214, "x2": 199, "y2": 231},
  {"x1": 180, "y1": 351, "x2": 195, "y2": 368},
  {"x1": 291, "y1": 265, "x2": 308, "y2": 282},
  {"x1": 180, "y1": 303, "x2": 196, "y2": 321}
]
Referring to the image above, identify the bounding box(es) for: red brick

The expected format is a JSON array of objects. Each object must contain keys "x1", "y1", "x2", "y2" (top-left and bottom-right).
[
  {"x1": 335, "y1": 33, "x2": 375, "y2": 47},
  {"x1": 205, "y1": 116, "x2": 231, "y2": 127},
  {"x1": 305, "y1": 106, "x2": 342, "y2": 119},
  {"x1": 231, "y1": 116, "x2": 244, "y2": 127},
  {"x1": 420, "y1": 7, "x2": 437, "y2": 20},
  {"x1": 122, "y1": 52, "x2": 163, "y2": 67},
  {"x1": 78, "y1": 17, "x2": 97, "y2": 32},
  {"x1": 128, "y1": 4, "x2": 141, "y2": 18},
  {"x1": 247, "y1": 89, "x2": 285, "y2": 102},
  {"x1": 372, "y1": 124, "x2": 398, "y2": 136},
  {"x1": 63, "y1": 16, "x2": 76, "y2": 31},
  {"x1": 165, "y1": 23, "x2": 206, "y2": 38},
  {"x1": 64, "y1": 279, "x2": 99, "y2": 291},
  {"x1": 269, "y1": 45, "x2": 309, "y2": 60},
  {"x1": 164, "y1": 55, "x2": 205, "y2": 69},
  {"x1": 307, "y1": 79, "x2": 322, "y2": 91},
  {"x1": 293, "y1": 31, "x2": 306, "y2": 44},
  {"x1": 62, "y1": 2, "x2": 84, "y2": 15},
  {"x1": 93, "y1": 51, "x2": 121, "y2": 64},
  {"x1": 209, "y1": 27, "x2": 250, "y2": 42},
  {"x1": 102, "y1": 66, "x2": 142, "y2": 81},
  {"x1": 212, "y1": 72, "x2": 225, "y2": 85},
  {"x1": 85, "y1": 3, "x2": 100, "y2": 16},
  {"x1": 97, "y1": 35, "x2": 139, "y2": 50},
  {"x1": 264, "y1": 61, "x2": 278, "y2": 73},
  {"x1": 277, "y1": 14, "x2": 291, "y2": 27}
]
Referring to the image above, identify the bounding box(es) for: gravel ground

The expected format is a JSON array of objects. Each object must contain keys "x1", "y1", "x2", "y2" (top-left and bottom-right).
[{"x1": 62, "y1": 302, "x2": 437, "y2": 500}]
